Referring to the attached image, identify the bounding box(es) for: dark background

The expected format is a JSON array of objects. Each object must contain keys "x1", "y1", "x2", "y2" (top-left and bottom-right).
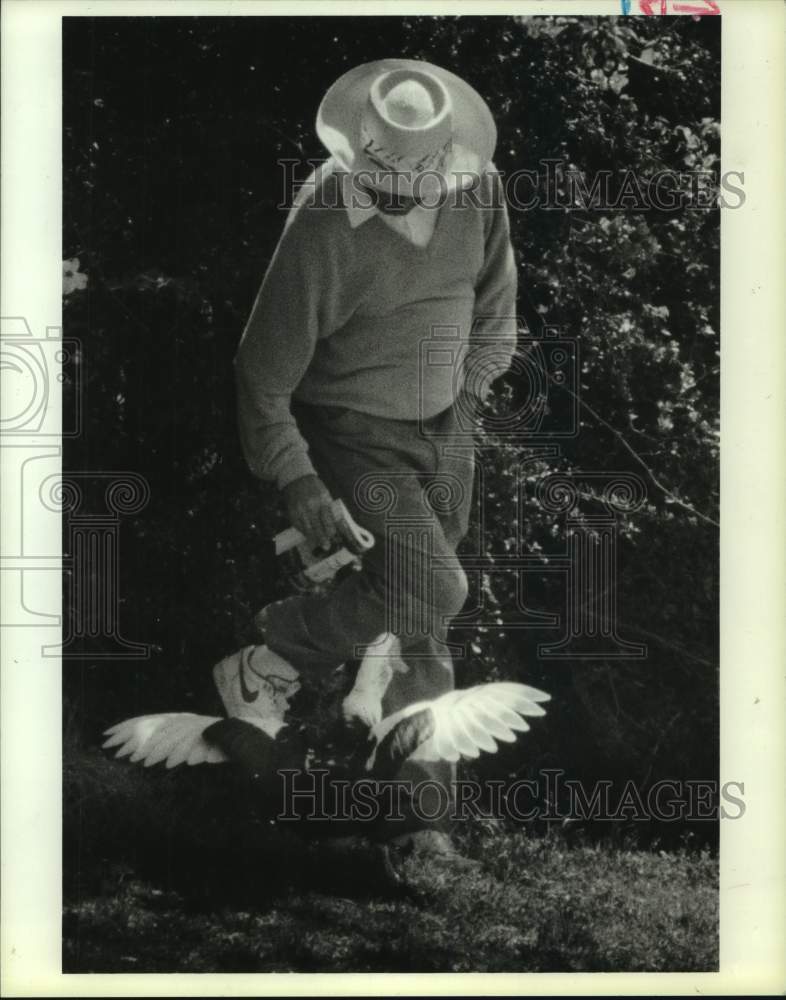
[{"x1": 63, "y1": 14, "x2": 720, "y2": 843}]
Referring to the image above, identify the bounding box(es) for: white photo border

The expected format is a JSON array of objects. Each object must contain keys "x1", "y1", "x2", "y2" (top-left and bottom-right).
[{"x1": 1, "y1": 0, "x2": 784, "y2": 995}]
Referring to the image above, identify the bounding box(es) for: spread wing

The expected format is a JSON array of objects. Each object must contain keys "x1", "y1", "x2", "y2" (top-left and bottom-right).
[
  {"x1": 102, "y1": 713, "x2": 228, "y2": 769},
  {"x1": 413, "y1": 682, "x2": 551, "y2": 764}
]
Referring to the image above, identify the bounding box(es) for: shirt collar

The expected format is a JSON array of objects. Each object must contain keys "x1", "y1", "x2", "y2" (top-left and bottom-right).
[
  {"x1": 339, "y1": 170, "x2": 438, "y2": 248},
  {"x1": 340, "y1": 170, "x2": 381, "y2": 229}
]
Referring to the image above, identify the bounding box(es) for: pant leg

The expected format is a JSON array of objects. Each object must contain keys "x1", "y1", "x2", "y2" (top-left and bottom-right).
[
  {"x1": 378, "y1": 404, "x2": 476, "y2": 832},
  {"x1": 260, "y1": 401, "x2": 475, "y2": 833},
  {"x1": 262, "y1": 403, "x2": 472, "y2": 674}
]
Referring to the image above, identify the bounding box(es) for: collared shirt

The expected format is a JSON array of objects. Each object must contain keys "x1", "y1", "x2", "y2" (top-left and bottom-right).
[{"x1": 339, "y1": 170, "x2": 438, "y2": 248}]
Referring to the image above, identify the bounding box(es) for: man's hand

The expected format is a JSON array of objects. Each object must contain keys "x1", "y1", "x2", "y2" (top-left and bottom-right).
[{"x1": 283, "y1": 474, "x2": 338, "y2": 551}]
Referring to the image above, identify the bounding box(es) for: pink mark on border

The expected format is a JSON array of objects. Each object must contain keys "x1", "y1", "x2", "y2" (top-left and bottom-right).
[{"x1": 636, "y1": 0, "x2": 720, "y2": 13}]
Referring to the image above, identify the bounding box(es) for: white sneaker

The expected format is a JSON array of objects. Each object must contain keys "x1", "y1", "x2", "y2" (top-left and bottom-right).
[{"x1": 213, "y1": 645, "x2": 300, "y2": 726}]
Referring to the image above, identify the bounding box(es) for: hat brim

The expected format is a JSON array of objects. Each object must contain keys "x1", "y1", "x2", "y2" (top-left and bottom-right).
[{"x1": 316, "y1": 58, "x2": 497, "y2": 191}]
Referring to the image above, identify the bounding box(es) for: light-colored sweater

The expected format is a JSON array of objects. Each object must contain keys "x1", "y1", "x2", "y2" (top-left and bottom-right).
[{"x1": 235, "y1": 161, "x2": 518, "y2": 489}]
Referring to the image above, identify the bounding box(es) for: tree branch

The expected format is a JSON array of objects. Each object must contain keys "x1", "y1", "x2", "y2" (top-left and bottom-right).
[{"x1": 560, "y1": 385, "x2": 720, "y2": 529}]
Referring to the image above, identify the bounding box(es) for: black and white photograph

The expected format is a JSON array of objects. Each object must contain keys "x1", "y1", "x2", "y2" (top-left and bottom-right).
[{"x1": 1, "y1": 0, "x2": 784, "y2": 993}]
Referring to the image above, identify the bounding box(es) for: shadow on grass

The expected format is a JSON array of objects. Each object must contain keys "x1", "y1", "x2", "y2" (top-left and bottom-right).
[
  {"x1": 65, "y1": 738, "x2": 390, "y2": 905},
  {"x1": 64, "y1": 737, "x2": 719, "y2": 974}
]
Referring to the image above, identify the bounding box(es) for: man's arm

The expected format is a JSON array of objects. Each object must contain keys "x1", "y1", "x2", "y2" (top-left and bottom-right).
[
  {"x1": 235, "y1": 211, "x2": 324, "y2": 491},
  {"x1": 235, "y1": 205, "x2": 344, "y2": 547},
  {"x1": 466, "y1": 166, "x2": 519, "y2": 402}
]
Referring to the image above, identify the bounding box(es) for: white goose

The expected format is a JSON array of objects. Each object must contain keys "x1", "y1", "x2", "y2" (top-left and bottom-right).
[{"x1": 103, "y1": 634, "x2": 550, "y2": 778}]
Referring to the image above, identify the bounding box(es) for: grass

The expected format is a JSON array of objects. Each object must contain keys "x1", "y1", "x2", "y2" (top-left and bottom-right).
[{"x1": 63, "y1": 742, "x2": 718, "y2": 974}]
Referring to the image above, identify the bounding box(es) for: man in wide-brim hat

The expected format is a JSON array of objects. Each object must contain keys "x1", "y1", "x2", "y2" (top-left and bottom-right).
[{"x1": 233, "y1": 58, "x2": 518, "y2": 860}]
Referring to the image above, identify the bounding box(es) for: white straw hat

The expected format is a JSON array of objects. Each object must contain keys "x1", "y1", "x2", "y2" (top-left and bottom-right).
[{"x1": 316, "y1": 58, "x2": 497, "y2": 197}]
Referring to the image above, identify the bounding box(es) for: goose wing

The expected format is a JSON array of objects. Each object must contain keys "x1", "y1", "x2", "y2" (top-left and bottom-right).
[
  {"x1": 368, "y1": 682, "x2": 550, "y2": 774},
  {"x1": 102, "y1": 713, "x2": 227, "y2": 769}
]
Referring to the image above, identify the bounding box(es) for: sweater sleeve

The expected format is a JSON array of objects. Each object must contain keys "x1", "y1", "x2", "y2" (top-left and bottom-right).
[
  {"x1": 466, "y1": 167, "x2": 519, "y2": 402},
  {"x1": 235, "y1": 207, "x2": 331, "y2": 490}
]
